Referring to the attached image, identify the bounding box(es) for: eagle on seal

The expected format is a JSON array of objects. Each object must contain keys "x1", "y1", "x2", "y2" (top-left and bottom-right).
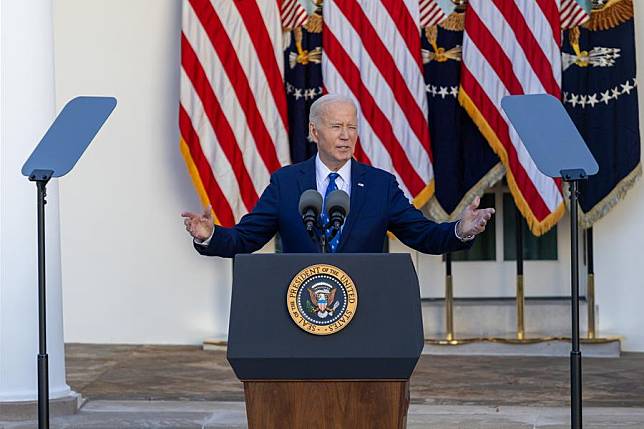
[{"x1": 307, "y1": 283, "x2": 338, "y2": 318}]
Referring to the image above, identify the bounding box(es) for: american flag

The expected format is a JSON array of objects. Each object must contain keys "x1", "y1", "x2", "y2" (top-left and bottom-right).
[
  {"x1": 419, "y1": 0, "x2": 448, "y2": 27},
  {"x1": 281, "y1": 0, "x2": 308, "y2": 31},
  {"x1": 560, "y1": 0, "x2": 591, "y2": 29},
  {"x1": 179, "y1": 0, "x2": 305, "y2": 226},
  {"x1": 323, "y1": 0, "x2": 435, "y2": 206},
  {"x1": 459, "y1": 0, "x2": 565, "y2": 235}
]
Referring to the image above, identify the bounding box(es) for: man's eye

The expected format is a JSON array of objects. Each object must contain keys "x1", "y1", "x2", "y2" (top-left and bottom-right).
[{"x1": 331, "y1": 124, "x2": 341, "y2": 128}]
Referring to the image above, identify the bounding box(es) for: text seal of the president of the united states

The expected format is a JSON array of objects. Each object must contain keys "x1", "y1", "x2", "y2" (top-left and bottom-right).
[{"x1": 286, "y1": 264, "x2": 358, "y2": 335}]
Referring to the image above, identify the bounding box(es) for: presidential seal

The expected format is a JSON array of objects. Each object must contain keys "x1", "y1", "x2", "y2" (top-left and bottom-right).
[{"x1": 286, "y1": 264, "x2": 358, "y2": 335}]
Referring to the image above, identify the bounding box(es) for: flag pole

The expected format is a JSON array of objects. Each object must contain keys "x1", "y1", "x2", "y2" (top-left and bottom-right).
[
  {"x1": 445, "y1": 252, "x2": 454, "y2": 341},
  {"x1": 515, "y1": 205, "x2": 525, "y2": 340},
  {"x1": 586, "y1": 227, "x2": 596, "y2": 339}
]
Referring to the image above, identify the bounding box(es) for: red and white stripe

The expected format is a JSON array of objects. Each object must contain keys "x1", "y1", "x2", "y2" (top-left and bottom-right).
[
  {"x1": 560, "y1": 0, "x2": 590, "y2": 29},
  {"x1": 323, "y1": 0, "x2": 434, "y2": 204},
  {"x1": 419, "y1": 0, "x2": 447, "y2": 27},
  {"x1": 180, "y1": 0, "x2": 290, "y2": 226},
  {"x1": 460, "y1": 0, "x2": 565, "y2": 234},
  {"x1": 281, "y1": 0, "x2": 308, "y2": 30}
]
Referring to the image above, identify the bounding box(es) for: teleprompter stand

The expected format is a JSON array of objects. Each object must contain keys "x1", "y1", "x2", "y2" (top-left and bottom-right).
[
  {"x1": 502, "y1": 94, "x2": 599, "y2": 429},
  {"x1": 21, "y1": 97, "x2": 116, "y2": 429}
]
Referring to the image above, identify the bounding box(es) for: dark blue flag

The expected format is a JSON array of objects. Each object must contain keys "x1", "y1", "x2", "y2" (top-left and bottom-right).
[
  {"x1": 562, "y1": 0, "x2": 641, "y2": 227},
  {"x1": 284, "y1": 10, "x2": 323, "y2": 164},
  {"x1": 421, "y1": 14, "x2": 502, "y2": 221}
]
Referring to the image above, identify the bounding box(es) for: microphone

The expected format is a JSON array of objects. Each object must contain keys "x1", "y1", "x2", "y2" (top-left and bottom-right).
[
  {"x1": 325, "y1": 189, "x2": 350, "y2": 239},
  {"x1": 298, "y1": 189, "x2": 323, "y2": 237}
]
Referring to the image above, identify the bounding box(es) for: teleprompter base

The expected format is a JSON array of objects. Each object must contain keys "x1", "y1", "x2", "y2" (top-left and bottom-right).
[{"x1": 243, "y1": 380, "x2": 409, "y2": 429}]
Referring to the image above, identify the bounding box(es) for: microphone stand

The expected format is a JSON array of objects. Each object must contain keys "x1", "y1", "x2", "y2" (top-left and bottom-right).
[
  {"x1": 320, "y1": 230, "x2": 327, "y2": 254},
  {"x1": 305, "y1": 217, "x2": 326, "y2": 253}
]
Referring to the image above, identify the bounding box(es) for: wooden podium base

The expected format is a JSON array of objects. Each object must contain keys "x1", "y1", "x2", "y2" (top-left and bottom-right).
[{"x1": 244, "y1": 380, "x2": 410, "y2": 429}]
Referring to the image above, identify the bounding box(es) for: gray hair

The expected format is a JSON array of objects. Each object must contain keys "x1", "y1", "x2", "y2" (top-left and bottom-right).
[{"x1": 309, "y1": 94, "x2": 357, "y2": 127}]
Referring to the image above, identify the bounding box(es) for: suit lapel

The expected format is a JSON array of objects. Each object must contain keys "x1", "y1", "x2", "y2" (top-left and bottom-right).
[
  {"x1": 337, "y1": 159, "x2": 368, "y2": 252},
  {"x1": 297, "y1": 156, "x2": 317, "y2": 194},
  {"x1": 295, "y1": 157, "x2": 321, "y2": 253}
]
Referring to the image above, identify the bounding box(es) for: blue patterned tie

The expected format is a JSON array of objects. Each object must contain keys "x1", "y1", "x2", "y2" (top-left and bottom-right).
[{"x1": 321, "y1": 172, "x2": 340, "y2": 253}]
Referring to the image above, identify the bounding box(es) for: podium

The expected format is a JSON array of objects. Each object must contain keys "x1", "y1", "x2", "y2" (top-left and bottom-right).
[{"x1": 228, "y1": 253, "x2": 424, "y2": 429}]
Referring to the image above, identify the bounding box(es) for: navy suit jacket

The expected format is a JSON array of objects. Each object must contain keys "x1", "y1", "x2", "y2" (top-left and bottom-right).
[{"x1": 196, "y1": 157, "x2": 472, "y2": 257}]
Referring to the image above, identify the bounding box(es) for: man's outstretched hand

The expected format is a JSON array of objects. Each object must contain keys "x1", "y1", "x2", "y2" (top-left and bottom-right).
[
  {"x1": 457, "y1": 196, "x2": 495, "y2": 239},
  {"x1": 181, "y1": 206, "x2": 214, "y2": 241}
]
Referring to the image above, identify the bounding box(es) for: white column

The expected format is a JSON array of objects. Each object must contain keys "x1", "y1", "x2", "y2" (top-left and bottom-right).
[{"x1": 0, "y1": 0, "x2": 71, "y2": 401}]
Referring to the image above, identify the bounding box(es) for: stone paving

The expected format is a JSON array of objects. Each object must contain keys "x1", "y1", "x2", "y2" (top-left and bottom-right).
[
  {"x1": 2, "y1": 344, "x2": 644, "y2": 428},
  {"x1": 63, "y1": 344, "x2": 644, "y2": 406},
  {"x1": 5, "y1": 401, "x2": 644, "y2": 428}
]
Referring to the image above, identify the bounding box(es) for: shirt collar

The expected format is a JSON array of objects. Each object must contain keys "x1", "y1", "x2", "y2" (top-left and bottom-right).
[{"x1": 315, "y1": 153, "x2": 351, "y2": 186}]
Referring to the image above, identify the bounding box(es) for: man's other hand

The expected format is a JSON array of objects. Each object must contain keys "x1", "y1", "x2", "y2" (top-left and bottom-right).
[
  {"x1": 181, "y1": 206, "x2": 214, "y2": 241},
  {"x1": 457, "y1": 196, "x2": 495, "y2": 239}
]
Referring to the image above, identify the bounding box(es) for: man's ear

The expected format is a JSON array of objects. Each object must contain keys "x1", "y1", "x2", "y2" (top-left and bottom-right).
[{"x1": 308, "y1": 122, "x2": 318, "y2": 143}]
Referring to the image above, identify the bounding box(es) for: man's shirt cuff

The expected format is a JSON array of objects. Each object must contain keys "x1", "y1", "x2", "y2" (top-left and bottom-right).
[
  {"x1": 454, "y1": 221, "x2": 475, "y2": 242},
  {"x1": 194, "y1": 228, "x2": 215, "y2": 246}
]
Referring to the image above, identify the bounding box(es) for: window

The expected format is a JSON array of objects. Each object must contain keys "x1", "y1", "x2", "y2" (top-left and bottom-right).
[{"x1": 502, "y1": 193, "x2": 557, "y2": 261}]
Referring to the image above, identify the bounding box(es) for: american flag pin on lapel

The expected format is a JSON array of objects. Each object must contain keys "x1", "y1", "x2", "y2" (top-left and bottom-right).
[{"x1": 357, "y1": 182, "x2": 364, "y2": 187}]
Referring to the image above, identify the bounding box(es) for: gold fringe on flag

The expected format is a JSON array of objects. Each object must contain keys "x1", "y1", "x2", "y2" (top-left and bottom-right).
[
  {"x1": 424, "y1": 163, "x2": 506, "y2": 222},
  {"x1": 458, "y1": 89, "x2": 565, "y2": 236},
  {"x1": 579, "y1": 163, "x2": 642, "y2": 228},
  {"x1": 179, "y1": 137, "x2": 220, "y2": 225},
  {"x1": 412, "y1": 179, "x2": 436, "y2": 209},
  {"x1": 584, "y1": 0, "x2": 633, "y2": 31}
]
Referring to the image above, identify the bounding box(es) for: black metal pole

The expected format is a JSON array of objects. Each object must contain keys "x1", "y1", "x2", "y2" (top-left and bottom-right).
[
  {"x1": 515, "y1": 207, "x2": 524, "y2": 276},
  {"x1": 515, "y1": 205, "x2": 525, "y2": 340},
  {"x1": 586, "y1": 227, "x2": 594, "y2": 275},
  {"x1": 36, "y1": 179, "x2": 50, "y2": 429},
  {"x1": 445, "y1": 252, "x2": 454, "y2": 341},
  {"x1": 586, "y1": 227, "x2": 596, "y2": 339},
  {"x1": 570, "y1": 180, "x2": 582, "y2": 429}
]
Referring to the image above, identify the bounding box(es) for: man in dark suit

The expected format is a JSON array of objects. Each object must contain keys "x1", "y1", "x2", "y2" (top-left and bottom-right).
[{"x1": 182, "y1": 94, "x2": 494, "y2": 256}]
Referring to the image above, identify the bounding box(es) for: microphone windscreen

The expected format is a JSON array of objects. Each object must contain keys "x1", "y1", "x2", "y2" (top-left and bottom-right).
[
  {"x1": 326, "y1": 189, "x2": 350, "y2": 217},
  {"x1": 298, "y1": 189, "x2": 323, "y2": 215}
]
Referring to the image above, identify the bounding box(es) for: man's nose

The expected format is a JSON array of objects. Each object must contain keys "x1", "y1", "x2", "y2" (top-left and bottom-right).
[{"x1": 339, "y1": 126, "x2": 349, "y2": 139}]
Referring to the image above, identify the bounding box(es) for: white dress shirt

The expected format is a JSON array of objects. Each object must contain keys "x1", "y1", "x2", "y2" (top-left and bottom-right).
[{"x1": 315, "y1": 154, "x2": 351, "y2": 198}]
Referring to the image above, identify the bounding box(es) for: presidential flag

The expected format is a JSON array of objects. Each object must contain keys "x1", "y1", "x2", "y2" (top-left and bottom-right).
[
  {"x1": 421, "y1": 12, "x2": 503, "y2": 221},
  {"x1": 323, "y1": 0, "x2": 435, "y2": 206},
  {"x1": 284, "y1": 6, "x2": 323, "y2": 163},
  {"x1": 562, "y1": 0, "x2": 641, "y2": 228},
  {"x1": 180, "y1": 0, "x2": 298, "y2": 226},
  {"x1": 460, "y1": 0, "x2": 565, "y2": 236}
]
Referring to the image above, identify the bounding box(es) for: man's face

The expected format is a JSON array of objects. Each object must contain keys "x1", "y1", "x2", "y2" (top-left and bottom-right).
[{"x1": 309, "y1": 101, "x2": 358, "y2": 170}]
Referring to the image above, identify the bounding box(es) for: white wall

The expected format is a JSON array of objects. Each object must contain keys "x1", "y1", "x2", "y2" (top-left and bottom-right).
[
  {"x1": 54, "y1": 0, "x2": 232, "y2": 344},
  {"x1": 53, "y1": 0, "x2": 644, "y2": 350}
]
